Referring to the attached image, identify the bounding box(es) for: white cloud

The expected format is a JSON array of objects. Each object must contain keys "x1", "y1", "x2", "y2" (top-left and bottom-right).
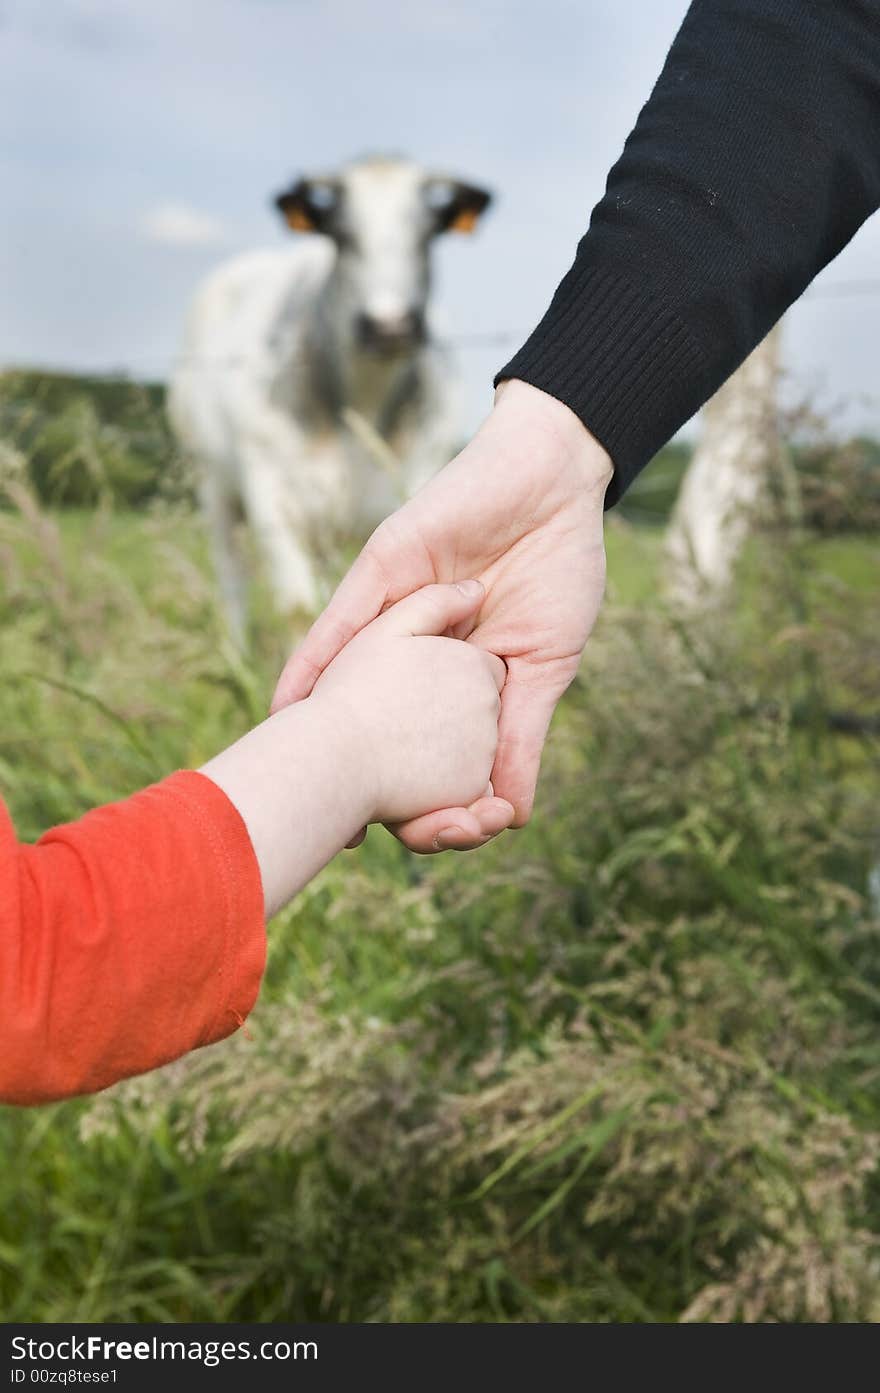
[{"x1": 140, "y1": 202, "x2": 225, "y2": 247}]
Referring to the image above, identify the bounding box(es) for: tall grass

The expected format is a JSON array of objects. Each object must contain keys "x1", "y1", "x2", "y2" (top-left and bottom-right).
[{"x1": 0, "y1": 393, "x2": 878, "y2": 1322}]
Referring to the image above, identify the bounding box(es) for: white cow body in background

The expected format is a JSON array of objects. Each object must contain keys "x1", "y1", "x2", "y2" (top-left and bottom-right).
[
  {"x1": 168, "y1": 155, "x2": 491, "y2": 635},
  {"x1": 666, "y1": 325, "x2": 783, "y2": 602}
]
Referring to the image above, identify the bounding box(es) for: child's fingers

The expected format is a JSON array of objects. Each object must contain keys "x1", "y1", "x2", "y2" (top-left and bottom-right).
[
  {"x1": 377, "y1": 580, "x2": 485, "y2": 637},
  {"x1": 484, "y1": 651, "x2": 507, "y2": 693},
  {"x1": 271, "y1": 547, "x2": 389, "y2": 712}
]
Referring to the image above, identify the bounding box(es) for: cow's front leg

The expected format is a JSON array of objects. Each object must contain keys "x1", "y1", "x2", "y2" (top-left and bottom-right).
[
  {"x1": 238, "y1": 449, "x2": 321, "y2": 620},
  {"x1": 198, "y1": 473, "x2": 250, "y2": 645}
]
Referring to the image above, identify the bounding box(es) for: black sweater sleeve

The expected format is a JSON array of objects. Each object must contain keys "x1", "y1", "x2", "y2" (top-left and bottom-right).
[{"x1": 495, "y1": 0, "x2": 880, "y2": 506}]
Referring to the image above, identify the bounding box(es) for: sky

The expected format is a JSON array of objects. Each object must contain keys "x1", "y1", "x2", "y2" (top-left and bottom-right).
[{"x1": 2, "y1": 0, "x2": 879, "y2": 439}]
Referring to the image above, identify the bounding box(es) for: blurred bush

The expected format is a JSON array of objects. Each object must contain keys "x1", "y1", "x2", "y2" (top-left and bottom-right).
[
  {"x1": 0, "y1": 370, "x2": 191, "y2": 507},
  {"x1": 794, "y1": 434, "x2": 880, "y2": 534}
]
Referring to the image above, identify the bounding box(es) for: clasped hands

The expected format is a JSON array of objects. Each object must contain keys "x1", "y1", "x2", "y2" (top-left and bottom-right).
[{"x1": 271, "y1": 380, "x2": 613, "y2": 852}]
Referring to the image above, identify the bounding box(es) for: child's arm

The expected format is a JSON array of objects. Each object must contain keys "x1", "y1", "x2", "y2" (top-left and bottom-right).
[
  {"x1": 202, "y1": 580, "x2": 506, "y2": 918},
  {"x1": 0, "y1": 773, "x2": 265, "y2": 1106},
  {"x1": 1, "y1": 583, "x2": 505, "y2": 1106}
]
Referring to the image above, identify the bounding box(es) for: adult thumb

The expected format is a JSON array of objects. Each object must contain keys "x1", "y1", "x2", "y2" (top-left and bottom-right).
[{"x1": 377, "y1": 580, "x2": 485, "y2": 637}]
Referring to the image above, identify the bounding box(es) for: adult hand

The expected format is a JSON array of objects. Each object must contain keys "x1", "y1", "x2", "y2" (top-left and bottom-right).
[{"x1": 271, "y1": 379, "x2": 613, "y2": 851}]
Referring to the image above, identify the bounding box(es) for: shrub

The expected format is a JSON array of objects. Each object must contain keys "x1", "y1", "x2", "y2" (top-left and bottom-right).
[{"x1": 0, "y1": 370, "x2": 190, "y2": 507}]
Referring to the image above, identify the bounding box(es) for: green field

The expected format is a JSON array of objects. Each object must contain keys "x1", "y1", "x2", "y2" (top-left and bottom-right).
[{"x1": 1, "y1": 467, "x2": 879, "y2": 1321}]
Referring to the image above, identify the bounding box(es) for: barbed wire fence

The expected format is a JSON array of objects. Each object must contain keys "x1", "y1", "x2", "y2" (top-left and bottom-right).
[{"x1": 5, "y1": 278, "x2": 880, "y2": 381}]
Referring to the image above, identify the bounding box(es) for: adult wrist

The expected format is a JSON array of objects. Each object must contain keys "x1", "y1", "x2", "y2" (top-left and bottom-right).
[{"x1": 492, "y1": 379, "x2": 613, "y2": 498}]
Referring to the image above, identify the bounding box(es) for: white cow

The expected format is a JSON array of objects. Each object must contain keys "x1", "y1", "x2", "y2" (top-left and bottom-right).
[
  {"x1": 666, "y1": 325, "x2": 783, "y2": 602},
  {"x1": 168, "y1": 154, "x2": 492, "y2": 637}
]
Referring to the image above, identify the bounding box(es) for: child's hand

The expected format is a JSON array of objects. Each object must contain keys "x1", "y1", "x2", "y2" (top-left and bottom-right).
[{"x1": 310, "y1": 580, "x2": 506, "y2": 825}]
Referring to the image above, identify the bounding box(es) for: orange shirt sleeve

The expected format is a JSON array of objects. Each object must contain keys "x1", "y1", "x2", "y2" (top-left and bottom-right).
[{"x1": 0, "y1": 771, "x2": 266, "y2": 1106}]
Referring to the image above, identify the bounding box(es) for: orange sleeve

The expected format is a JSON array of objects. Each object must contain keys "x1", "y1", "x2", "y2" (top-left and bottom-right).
[{"x1": 0, "y1": 771, "x2": 266, "y2": 1106}]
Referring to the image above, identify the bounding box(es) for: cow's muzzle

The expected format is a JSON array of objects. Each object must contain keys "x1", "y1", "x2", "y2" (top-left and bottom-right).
[{"x1": 355, "y1": 310, "x2": 426, "y2": 355}]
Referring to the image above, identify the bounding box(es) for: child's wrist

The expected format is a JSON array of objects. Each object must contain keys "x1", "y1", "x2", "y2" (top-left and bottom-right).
[{"x1": 302, "y1": 691, "x2": 377, "y2": 827}]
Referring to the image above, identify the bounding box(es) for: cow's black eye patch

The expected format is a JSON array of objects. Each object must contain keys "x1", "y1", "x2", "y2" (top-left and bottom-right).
[
  {"x1": 274, "y1": 177, "x2": 342, "y2": 235},
  {"x1": 422, "y1": 177, "x2": 493, "y2": 236}
]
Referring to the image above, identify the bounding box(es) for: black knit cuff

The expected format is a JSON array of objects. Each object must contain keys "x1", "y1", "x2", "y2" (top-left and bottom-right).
[{"x1": 494, "y1": 261, "x2": 709, "y2": 507}]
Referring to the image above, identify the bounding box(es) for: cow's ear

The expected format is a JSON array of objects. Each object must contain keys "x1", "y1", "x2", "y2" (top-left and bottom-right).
[
  {"x1": 274, "y1": 178, "x2": 338, "y2": 234},
  {"x1": 426, "y1": 179, "x2": 493, "y2": 235}
]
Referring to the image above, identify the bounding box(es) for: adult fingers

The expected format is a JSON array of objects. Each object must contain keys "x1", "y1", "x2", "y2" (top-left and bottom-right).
[
  {"x1": 389, "y1": 794, "x2": 515, "y2": 854},
  {"x1": 490, "y1": 668, "x2": 561, "y2": 827}
]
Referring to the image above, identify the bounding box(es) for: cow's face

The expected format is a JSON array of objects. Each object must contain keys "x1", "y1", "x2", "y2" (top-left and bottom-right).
[{"x1": 275, "y1": 155, "x2": 492, "y2": 356}]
